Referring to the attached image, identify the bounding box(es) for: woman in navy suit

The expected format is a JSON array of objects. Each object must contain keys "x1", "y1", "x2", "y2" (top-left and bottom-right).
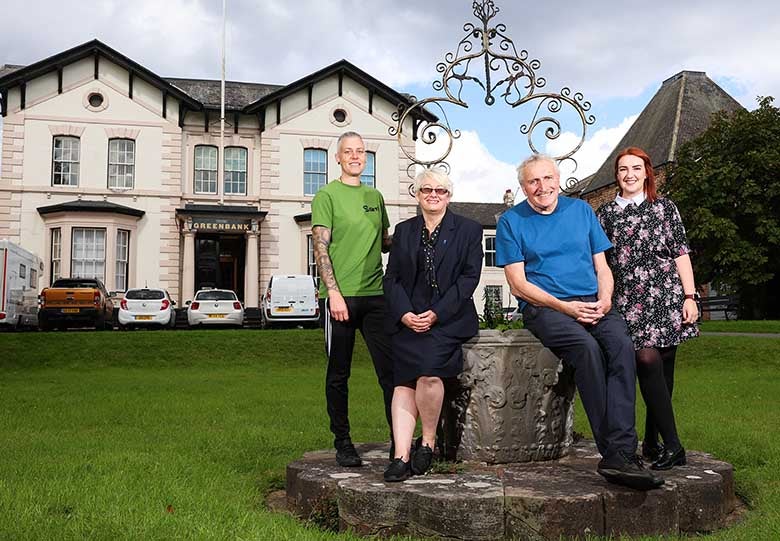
[{"x1": 382, "y1": 169, "x2": 483, "y2": 481}]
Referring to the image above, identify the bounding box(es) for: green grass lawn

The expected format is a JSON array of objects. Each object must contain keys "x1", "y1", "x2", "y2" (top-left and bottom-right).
[
  {"x1": 1, "y1": 330, "x2": 779, "y2": 540},
  {"x1": 699, "y1": 320, "x2": 780, "y2": 334}
]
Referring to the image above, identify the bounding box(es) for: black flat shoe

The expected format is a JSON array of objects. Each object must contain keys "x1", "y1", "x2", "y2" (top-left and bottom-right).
[
  {"x1": 384, "y1": 458, "x2": 411, "y2": 482},
  {"x1": 641, "y1": 441, "x2": 665, "y2": 462},
  {"x1": 411, "y1": 443, "x2": 434, "y2": 476},
  {"x1": 651, "y1": 447, "x2": 686, "y2": 470}
]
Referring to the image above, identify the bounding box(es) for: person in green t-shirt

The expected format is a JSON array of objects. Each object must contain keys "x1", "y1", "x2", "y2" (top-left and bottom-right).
[{"x1": 311, "y1": 131, "x2": 394, "y2": 467}]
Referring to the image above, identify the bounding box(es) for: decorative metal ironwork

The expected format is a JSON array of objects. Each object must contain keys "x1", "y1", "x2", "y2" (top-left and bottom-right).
[{"x1": 390, "y1": 0, "x2": 595, "y2": 190}]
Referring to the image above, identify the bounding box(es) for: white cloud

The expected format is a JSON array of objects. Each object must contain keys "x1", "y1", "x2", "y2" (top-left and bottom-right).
[{"x1": 416, "y1": 130, "x2": 518, "y2": 203}]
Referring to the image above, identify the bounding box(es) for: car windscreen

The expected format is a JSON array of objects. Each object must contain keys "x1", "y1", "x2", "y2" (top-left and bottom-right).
[
  {"x1": 195, "y1": 291, "x2": 236, "y2": 301},
  {"x1": 125, "y1": 289, "x2": 165, "y2": 300},
  {"x1": 52, "y1": 279, "x2": 98, "y2": 288}
]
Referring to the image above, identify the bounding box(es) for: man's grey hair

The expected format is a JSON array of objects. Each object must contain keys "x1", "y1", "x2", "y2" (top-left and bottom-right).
[
  {"x1": 336, "y1": 131, "x2": 364, "y2": 151},
  {"x1": 413, "y1": 168, "x2": 454, "y2": 197},
  {"x1": 516, "y1": 154, "x2": 559, "y2": 183}
]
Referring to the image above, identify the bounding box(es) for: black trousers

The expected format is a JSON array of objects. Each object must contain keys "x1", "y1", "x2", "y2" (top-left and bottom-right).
[
  {"x1": 523, "y1": 297, "x2": 638, "y2": 459},
  {"x1": 320, "y1": 295, "x2": 394, "y2": 445}
]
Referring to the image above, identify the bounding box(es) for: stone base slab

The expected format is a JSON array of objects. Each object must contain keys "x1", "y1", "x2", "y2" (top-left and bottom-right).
[{"x1": 284, "y1": 440, "x2": 740, "y2": 539}]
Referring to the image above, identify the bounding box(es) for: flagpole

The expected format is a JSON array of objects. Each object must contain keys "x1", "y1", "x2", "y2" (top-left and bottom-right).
[{"x1": 219, "y1": 0, "x2": 226, "y2": 205}]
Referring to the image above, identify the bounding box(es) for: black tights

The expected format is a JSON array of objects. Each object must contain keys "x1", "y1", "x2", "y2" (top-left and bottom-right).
[{"x1": 636, "y1": 346, "x2": 682, "y2": 450}]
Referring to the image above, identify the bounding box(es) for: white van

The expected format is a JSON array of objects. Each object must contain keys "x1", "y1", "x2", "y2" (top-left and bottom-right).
[
  {"x1": 0, "y1": 240, "x2": 43, "y2": 329},
  {"x1": 261, "y1": 274, "x2": 320, "y2": 328}
]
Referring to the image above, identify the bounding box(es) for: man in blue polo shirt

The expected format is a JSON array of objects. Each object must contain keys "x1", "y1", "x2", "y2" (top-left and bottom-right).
[{"x1": 496, "y1": 154, "x2": 663, "y2": 491}]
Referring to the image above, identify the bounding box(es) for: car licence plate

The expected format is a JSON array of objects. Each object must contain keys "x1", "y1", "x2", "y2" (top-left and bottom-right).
[
  {"x1": 62, "y1": 308, "x2": 80, "y2": 314},
  {"x1": 208, "y1": 314, "x2": 225, "y2": 318},
  {"x1": 275, "y1": 306, "x2": 292, "y2": 312},
  {"x1": 135, "y1": 315, "x2": 153, "y2": 321}
]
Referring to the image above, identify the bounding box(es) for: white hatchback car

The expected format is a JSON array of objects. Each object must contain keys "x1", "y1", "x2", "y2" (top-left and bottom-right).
[
  {"x1": 117, "y1": 288, "x2": 176, "y2": 329},
  {"x1": 187, "y1": 289, "x2": 244, "y2": 327}
]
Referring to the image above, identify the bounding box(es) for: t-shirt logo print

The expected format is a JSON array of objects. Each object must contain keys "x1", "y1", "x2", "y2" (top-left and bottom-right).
[{"x1": 363, "y1": 205, "x2": 379, "y2": 213}]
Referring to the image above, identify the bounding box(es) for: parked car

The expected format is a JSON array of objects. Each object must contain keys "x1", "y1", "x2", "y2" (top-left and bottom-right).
[
  {"x1": 187, "y1": 289, "x2": 243, "y2": 327},
  {"x1": 261, "y1": 274, "x2": 320, "y2": 328},
  {"x1": 117, "y1": 288, "x2": 176, "y2": 329},
  {"x1": 0, "y1": 240, "x2": 42, "y2": 330},
  {"x1": 38, "y1": 277, "x2": 114, "y2": 331}
]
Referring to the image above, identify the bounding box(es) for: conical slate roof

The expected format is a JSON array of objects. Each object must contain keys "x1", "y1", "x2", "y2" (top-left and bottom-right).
[{"x1": 579, "y1": 70, "x2": 743, "y2": 196}]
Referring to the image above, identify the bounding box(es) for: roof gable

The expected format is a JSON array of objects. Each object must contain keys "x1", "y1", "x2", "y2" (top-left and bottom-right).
[{"x1": 580, "y1": 71, "x2": 743, "y2": 195}]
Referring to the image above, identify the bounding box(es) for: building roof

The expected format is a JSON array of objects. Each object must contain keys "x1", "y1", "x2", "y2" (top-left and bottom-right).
[
  {"x1": 579, "y1": 70, "x2": 743, "y2": 196},
  {"x1": 0, "y1": 64, "x2": 24, "y2": 79},
  {"x1": 37, "y1": 200, "x2": 145, "y2": 218},
  {"x1": 448, "y1": 202, "x2": 508, "y2": 228},
  {"x1": 175, "y1": 204, "x2": 267, "y2": 217},
  {"x1": 0, "y1": 39, "x2": 202, "y2": 111},
  {"x1": 165, "y1": 78, "x2": 283, "y2": 111}
]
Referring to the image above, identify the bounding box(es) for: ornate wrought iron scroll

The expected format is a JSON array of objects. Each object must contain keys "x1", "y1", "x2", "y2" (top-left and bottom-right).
[{"x1": 390, "y1": 0, "x2": 596, "y2": 189}]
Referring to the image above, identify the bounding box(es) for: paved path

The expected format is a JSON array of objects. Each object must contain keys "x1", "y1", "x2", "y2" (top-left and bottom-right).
[{"x1": 701, "y1": 332, "x2": 780, "y2": 338}]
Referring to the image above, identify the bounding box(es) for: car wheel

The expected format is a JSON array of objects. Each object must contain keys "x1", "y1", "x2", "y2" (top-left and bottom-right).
[
  {"x1": 260, "y1": 311, "x2": 268, "y2": 329},
  {"x1": 168, "y1": 314, "x2": 176, "y2": 329},
  {"x1": 39, "y1": 318, "x2": 53, "y2": 332}
]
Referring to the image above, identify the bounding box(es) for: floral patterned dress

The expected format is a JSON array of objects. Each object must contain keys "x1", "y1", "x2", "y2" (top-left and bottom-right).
[{"x1": 597, "y1": 197, "x2": 699, "y2": 349}]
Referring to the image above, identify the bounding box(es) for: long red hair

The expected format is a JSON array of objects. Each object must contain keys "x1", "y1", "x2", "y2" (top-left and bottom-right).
[{"x1": 614, "y1": 147, "x2": 658, "y2": 202}]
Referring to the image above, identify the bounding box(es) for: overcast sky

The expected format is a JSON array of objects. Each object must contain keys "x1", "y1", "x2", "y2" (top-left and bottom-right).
[{"x1": 2, "y1": 0, "x2": 778, "y2": 202}]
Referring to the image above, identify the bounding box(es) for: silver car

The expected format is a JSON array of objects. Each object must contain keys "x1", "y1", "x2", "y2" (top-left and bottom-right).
[
  {"x1": 117, "y1": 288, "x2": 176, "y2": 329},
  {"x1": 187, "y1": 289, "x2": 244, "y2": 327}
]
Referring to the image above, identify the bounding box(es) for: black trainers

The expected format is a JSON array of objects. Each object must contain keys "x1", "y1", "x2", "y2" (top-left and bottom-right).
[
  {"x1": 384, "y1": 458, "x2": 411, "y2": 482},
  {"x1": 597, "y1": 451, "x2": 664, "y2": 491},
  {"x1": 411, "y1": 442, "x2": 434, "y2": 475},
  {"x1": 335, "y1": 440, "x2": 362, "y2": 467}
]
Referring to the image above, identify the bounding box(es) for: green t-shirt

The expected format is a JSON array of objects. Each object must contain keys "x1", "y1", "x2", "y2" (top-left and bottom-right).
[{"x1": 311, "y1": 180, "x2": 390, "y2": 297}]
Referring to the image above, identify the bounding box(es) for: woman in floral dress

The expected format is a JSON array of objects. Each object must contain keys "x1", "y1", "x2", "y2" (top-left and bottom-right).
[{"x1": 597, "y1": 147, "x2": 699, "y2": 471}]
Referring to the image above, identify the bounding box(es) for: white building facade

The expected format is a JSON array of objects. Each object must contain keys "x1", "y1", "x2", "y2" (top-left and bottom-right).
[{"x1": 0, "y1": 40, "x2": 512, "y2": 316}]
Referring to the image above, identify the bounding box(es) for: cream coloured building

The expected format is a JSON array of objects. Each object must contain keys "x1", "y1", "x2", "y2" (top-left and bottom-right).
[{"x1": 0, "y1": 40, "x2": 513, "y2": 317}]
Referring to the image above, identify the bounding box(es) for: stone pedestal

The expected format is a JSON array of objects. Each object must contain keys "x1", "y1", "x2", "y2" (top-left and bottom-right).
[{"x1": 441, "y1": 329, "x2": 575, "y2": 463}]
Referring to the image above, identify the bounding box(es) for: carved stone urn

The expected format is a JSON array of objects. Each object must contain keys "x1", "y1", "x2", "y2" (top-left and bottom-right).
[{"x1": 439, "y1": 329, "x2": 576, "y2": 464}]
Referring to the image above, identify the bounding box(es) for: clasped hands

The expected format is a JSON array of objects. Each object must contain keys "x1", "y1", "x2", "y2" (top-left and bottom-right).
[
  {"x1": 401, "y1": 310, "x2": 438, "y2": 333},
  {"x1": 565, "y1": 299, "x2": 610, "y2": 325}
]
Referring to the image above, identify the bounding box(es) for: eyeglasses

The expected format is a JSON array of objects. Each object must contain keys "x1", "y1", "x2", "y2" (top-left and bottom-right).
[{"x1": 418, "y1": 187, "x2": 449, "y2": 195}]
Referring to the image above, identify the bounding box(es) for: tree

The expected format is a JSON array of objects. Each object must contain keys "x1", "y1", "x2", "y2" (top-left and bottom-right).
[{"x1": 666, "y1": 96, "x2": 780, "y2": 318}]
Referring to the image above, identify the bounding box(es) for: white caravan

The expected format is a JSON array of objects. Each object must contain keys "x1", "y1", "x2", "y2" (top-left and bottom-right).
[{"x1": 0, "y1": 240, "x2": 43, "y2": 329}]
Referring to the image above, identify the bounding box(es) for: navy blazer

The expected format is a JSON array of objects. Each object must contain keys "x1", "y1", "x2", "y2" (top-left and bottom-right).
[{"x1": 383, "y1": 209, "x2": 483, "y2": 338}]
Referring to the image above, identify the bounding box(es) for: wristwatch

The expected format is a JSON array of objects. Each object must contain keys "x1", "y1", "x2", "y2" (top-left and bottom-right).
[{"x1": 684, "y1": 294, "x2": 696, "y2": 300}]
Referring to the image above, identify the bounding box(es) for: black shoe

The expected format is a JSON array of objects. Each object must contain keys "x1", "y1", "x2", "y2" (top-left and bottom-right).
[
  {"x1": 598, "y1": 451, "x2": 664, "y2": 491},
  {"x1": 384, "y1": 458, "x2": 411, "y2": 482},
  {"x1": 411, "y1": 443, "x2": 434, "y2": 476},
  {"x1": 641, "y1": 441, "x2": 665, "y2": 462},
  {"x1": 335, "y1": 441, "x2": 362, "y2": 467},
  {"x1": 652, "y1": 446, "x2": 686, "y2": 470}
]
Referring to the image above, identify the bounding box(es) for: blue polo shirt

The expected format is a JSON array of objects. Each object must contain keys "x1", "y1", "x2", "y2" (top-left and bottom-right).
[{"x1": 495, "y1": 196, "x2": 611, "y2": 301}]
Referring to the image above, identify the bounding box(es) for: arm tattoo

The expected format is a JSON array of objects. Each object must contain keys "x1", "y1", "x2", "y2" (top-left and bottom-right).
[{"x1": 312, "y1": 226, "x2": 340, "y2": 292}]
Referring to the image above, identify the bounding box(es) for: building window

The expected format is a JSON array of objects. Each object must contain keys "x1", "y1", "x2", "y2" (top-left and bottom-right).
[
  {"x1": 30, "y1": 268, "x2": 38, "y2": 289},
  {"x1": 19, "y1": 264, "x2": 26, "y2": 279},
  {"x1": 224, "y1": 147, "x2": 247, "y2": 195},
  {"x1": 50, "y1": 228, "x2": 62, "y2": 283},
  {"x1": 116, "y1": 229, "x2": 130, "y2": 291},
  {"x1": 108, "y1": 138, "x2": 135, "y2": 189},
  {"x1": 72, "y1": 228, "x2": 106, "y2": 280},
  {"x1": 52, "y1": 136, "x2": 80, "y2": 186},
  {"x1": 307, "y1": 234, "x2": 318, "y2": 277},
  {"x1": 194, "y1": 145, "x2": 218, "y2": 194},
  {"x1": 361, "y1": 151, "x2": 375, "y2": 188},
  {"x1": 485, "y1": 235, "x2": 497, "y2": 267},
  {"x1": 485, "y1": 285, "x2": 503, "y2": 309},
  {"x1": 304, "y1": 148, "x2": 327, "y2": 196}
]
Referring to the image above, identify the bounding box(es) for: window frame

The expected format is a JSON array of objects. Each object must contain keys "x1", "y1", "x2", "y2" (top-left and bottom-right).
[
  {"x1": 71, "y1": 227, "x2": 107, "y2": 281},
  {"x1": 107, "y1": 138, "x2": 136, "y2": 189},
  {"x1": 50, "y1": 228, "x2": 62, "y2": 283},
  {"x1": 29, "y1": 268, "x2": 38, "y2": 289},
  {"x1": 360, "y1": 151, "x2": 376, "y2": 188},
  {"x1": 223, "y1": 146, "x2": 248, "y2": 195},
  {"x1": 303, "y1": 148, "x2": 328, "y2": 196},
  {"x1": 484, "y1": 284, "x2": 503, "y2": 309},
  {"x1": 115, "y1": 229, "x2": 130, "y2": 292},
  {"x1": 51, "y1": 136, "x2": 80, "y2": 187},
  {"x1": 484, "y1": 235, "x2": 497, "y2": 267},
  {"x1": 194, "y1": 145, "x2": 219, "y2": 194}
]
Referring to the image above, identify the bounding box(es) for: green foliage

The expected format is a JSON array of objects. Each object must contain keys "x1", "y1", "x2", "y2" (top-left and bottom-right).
[
  {"x1": 667, "y1": 96, "x2": 780, "y2": 317},
  {"x1": 479, "y1": 287, "x2": 523, "y2": 330}
]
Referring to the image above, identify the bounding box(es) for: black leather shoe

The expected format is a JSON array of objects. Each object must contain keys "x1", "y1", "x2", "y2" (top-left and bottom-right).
[
  {"x1": 651, "y1": 446, "x2": 686, "y2": 470},
  {"x1": 598, "y1": 451, "x2": 665, "y2": 491},
  {"x1": 411, "y1": 443, "x2": 434, "y2": 475},
  {"x1": 641, "y1": 441, "x2": 665, "y2": 462},
  {"x1": 384, "y1": 458, "x2": 411, "y2": 482},
  {"x1": 335, "y1": 441, "x2": 362, "y2": 467}
]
